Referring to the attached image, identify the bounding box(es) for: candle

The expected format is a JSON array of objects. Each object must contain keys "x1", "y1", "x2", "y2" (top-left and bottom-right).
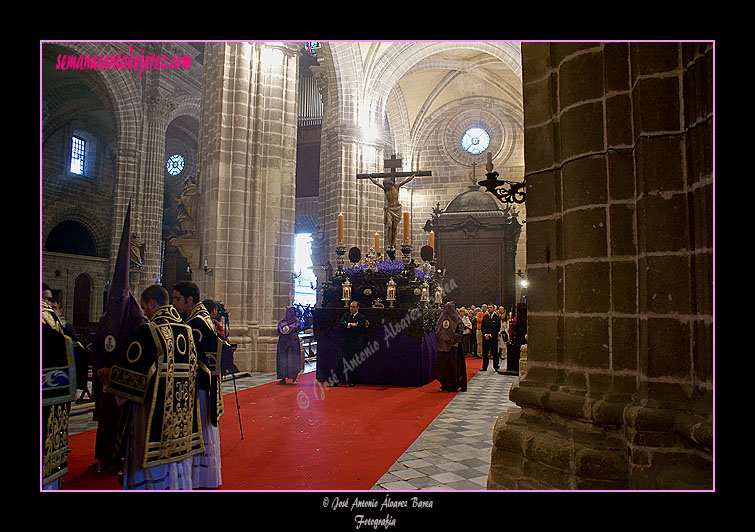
[
  {"x1": 375, "y1": 232, "x2": 380, "y2": 253},
  {"x1": 403, "y1": 211, "x2": 409, "y2": 244},
  {"x1": 429, "y1": 230, "x2": 434, "y2": 252},
  {"x1": 338, "y1": 212, "x2": 344, "y2": 244}
]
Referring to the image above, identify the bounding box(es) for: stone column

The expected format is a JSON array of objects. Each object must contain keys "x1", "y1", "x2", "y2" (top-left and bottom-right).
[
  {"x1": 317, "y1": 123, "x2": 386, "y2": 270},
  {"x1": 197, "y1": 42, "x2": 299, "y2": 372},
  {"x1": 313, "y1": 51, "x2": 386, "y2": 272},
  {"x1": 107, "y1": 86, "x2": 173, "y2": 299},
  {"x1": 109, "y1": 145, "x2": 140, "y2": 288},
  {"x1": 133, "y1": 89, "x2": 175, "y2": 296},
  {"x1": 320, "y1": 131, "x2": 385, "y2": 254},
  {"x1": 487, "y1": 42, "x2": 713, "y2": 490}
]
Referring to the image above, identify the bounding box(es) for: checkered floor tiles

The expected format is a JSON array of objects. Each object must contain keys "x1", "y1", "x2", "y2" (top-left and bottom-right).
[{"x1": 371, "y1": 365, "x2": 520, "y2": 491}]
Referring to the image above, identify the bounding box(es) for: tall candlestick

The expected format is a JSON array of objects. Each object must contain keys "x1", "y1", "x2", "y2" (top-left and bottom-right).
[
  {"x1": 375, "y1": 232, "x2": 380, "y2": 253},
  {"x1": 403, "y1": 211, "x2": 410, "y2": 244},
  {"x1": 338, "y1": 212, "x2": 344, "y2": 244}
]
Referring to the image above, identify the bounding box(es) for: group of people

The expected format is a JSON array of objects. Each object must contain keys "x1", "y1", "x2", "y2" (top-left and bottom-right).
[
  {"x1": 43, "y1": 278, "x2": 512, "y2": 490},
  {"x1": 42, "y1": 281, "x2": 230, "y2": 491},
  {"x1": 310, "y1": 299, "x2": 511, "y2": 394},
  {"x1": 459, "y1": 304, "x2": 510, "y2": 372},
  {"x1": 433, "y1": 302, "x2": 510, "y2": 394}
]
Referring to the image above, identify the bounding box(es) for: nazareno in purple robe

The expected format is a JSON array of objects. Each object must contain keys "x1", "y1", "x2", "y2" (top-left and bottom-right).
[
  {"x1": 276, "y1": 306, "x2": 303, "y2": 380},
  {"x1": 433, "y1": 302, "x2": 467, "y2": 392}
]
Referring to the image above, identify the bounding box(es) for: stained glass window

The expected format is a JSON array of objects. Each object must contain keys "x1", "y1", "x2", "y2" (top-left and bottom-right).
[
  {"x1": 70, "y1": 136, "x2": 86, "y2": 175},
  {"x1": 167, "y1": 154, "x2": 185, "y2": 176},
  {"x1": 461, "y1": 127, "x2": 490, "y2": 155}
]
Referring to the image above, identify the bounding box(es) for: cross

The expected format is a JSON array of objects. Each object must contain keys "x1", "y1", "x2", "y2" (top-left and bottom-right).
[
  {"x1": 357, "y1": 155, "x2": 433, "y2": 256},
  {"x1": 356, "y1": 154, "x2": 432, "y2": 185}
]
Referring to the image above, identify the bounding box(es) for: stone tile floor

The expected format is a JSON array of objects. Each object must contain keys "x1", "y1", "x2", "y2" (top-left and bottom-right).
[
  {"x1": 68, "y1": 359, "x2": 521, "y2": 491},
  {"x1": 371, "y1": 365, "x2": 519, "y2": 491}
]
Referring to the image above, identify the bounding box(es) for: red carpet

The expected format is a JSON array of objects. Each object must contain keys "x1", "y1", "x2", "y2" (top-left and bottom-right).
[{"x1": 62, "y1": 358, "x2": 480, "y2": 491}]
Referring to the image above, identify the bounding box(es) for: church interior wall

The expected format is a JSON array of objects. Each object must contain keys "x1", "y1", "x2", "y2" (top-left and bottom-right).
[
  {"x1": 489, "y1": 41, "x2": 713, "y2": 490},
  {"x1": 42, "y1": 54, "x2": 120, "y2": 323},
  {"x1": 41, "y1": 40, "x2": 712, "y2": 490}
]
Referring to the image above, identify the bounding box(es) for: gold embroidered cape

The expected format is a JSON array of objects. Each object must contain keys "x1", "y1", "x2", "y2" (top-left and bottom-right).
[
  {"x1": 186, "y1": 303, "x2": 225, "y2": 426},
  {"x1": 42, "y1": 300, "x2": 76, "y2": 486},
  {"x1": 107, "y1": 305, "x2": 204, "y2": 468}
]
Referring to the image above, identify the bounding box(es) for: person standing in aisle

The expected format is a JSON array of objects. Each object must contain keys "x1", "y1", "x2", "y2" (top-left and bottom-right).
[
  {"x1": 277, "y1": 305, "x2": 304, "y2": 384},
  {"x1": 460, "y1": 307, "x2": 473, "y2": 357},
  {"x1": 101, "y1": 284, "x2": 204, "y2": 489},
  {"x1": 480, "y1": 304, "x2": 500, "y2": 371},
  {"x1": 173, "y1": 281, "x2": 224, "y2": 489},
  {"x1": 475, "y1": 304, "x2": 486, "y2": 359},
  {"x1": 434, "y1": 302, "x2": 467, "y2": 392},
  {"x1": 332, "y1": 300, "x2": 367, "y2": 387}
]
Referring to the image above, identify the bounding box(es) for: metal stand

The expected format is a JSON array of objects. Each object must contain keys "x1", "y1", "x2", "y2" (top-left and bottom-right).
[{"x1": 221, "y1": 311, "x2": 244, "y2": 440}]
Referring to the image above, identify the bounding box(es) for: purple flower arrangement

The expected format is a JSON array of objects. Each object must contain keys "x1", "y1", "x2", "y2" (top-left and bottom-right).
[
  {"x1": 375, "y1": 260, "x2": 404, "y2": 276},
  {"x1": 343, "y1": 263, "x2": 368, "y2": 276},
  {"x1": 415, "y1": 269, "x2": 435, "y2": 281},
  {"x1": 344, "y1": 260, "x2": 404, "y2": 277}
]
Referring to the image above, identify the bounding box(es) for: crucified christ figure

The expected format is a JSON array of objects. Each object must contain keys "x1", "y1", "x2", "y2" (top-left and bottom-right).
[{"x1": 368, "y1": 173, "x2": 417, "y2": 251}]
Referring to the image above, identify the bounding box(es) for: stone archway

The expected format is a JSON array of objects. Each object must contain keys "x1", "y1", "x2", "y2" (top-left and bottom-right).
[{"x1": 45, "y1": 220, "x2": 98, "y2": 257}]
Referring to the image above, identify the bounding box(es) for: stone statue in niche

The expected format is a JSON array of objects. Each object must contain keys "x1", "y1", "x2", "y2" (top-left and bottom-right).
[
  {"x1": 177, "y1": 176, "x2": 198, "y2": 237},
  {"x1": 130, "y1": 232, "x2": 146, "y2": 268}
]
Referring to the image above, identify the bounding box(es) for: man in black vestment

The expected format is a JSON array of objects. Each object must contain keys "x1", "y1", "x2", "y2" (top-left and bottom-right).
[
  {"x1": 101, "y1": 284, "x2": 204, "y2": 489},
  {"x1": 172, "y1": 281, "x2": 224, "y2": 489},
  {"x1": 42, "y1": 298, "x2": 76, "y2": 489},
  {"x1": 332, "y1": 301, "x2": 367, "y2": 387},
  {"x1": 481, "y1": 307, "x2": 501, "y2": 371}
]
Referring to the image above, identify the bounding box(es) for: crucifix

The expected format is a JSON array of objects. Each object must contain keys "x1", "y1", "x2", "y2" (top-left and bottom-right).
[
  {"x1": 467, "y1": 161, "x2": 478, "y2": 185},
  {"x1": 357, "y1": 155, "x2": 432, "y2": 257}
]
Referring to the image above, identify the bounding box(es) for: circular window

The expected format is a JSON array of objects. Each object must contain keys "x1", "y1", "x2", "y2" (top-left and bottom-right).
[
  {"x1": 461, "y1": 127, "x2": 490, "y2": 155},
  {"x1": 166, "y1": 154, "x2": 185, "y2": 176}
]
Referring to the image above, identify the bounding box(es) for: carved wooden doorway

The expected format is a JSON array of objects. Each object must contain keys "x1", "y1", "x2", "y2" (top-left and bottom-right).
[{"x1": 430, "y1": 188, "x2": 522, "y2": 313}]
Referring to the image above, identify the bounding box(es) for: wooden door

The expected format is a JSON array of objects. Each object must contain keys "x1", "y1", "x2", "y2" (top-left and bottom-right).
[
  {"x1": 439, "y1": 241, "x2": 501, "y2": 307},
  {"x1": 73, "y1": 273, "x2": 91, "y2": 326}
]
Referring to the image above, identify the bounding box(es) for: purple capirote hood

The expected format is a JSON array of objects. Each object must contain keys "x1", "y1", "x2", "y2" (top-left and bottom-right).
[{"x1": 92, "y1": 201, "x2": 147, "y2": 370}]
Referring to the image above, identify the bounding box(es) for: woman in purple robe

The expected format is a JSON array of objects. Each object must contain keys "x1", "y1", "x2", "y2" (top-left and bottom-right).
[
  {"x1": 277, "y1": 306, "x2": 303, "y2": 384},
  {"x1": 433, "y1": 302, "x2": 467, "y2": 392}
]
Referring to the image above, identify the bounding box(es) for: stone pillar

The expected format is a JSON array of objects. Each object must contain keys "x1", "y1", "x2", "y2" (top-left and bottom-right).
[
  {"x1": 319, "y1": 130, "x2": 385, "y2": 256},
  {"x1": 197, "y1": 42, "x2": 299, "y2": 372},
  {"x1": 487, "y1": 42, "x2": 713, "y2": 490},
  {"x1": 313, "y1": 49, "x2": 386, "y2": 272},
  {"x1": 109, "y1": 145, "x2": 140, "y2": 289},
  {"x1": 134, "y1": 89, "x2": 175, "y2": 296}
]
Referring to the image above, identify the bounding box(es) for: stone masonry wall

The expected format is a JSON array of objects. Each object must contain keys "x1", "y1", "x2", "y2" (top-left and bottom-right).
[
  {"x1": 197, "y1": 42, "x2": 300, "y2": 372},
  {"x1": 488, "y1": 42, "x2": 713, "y2": 490}
]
